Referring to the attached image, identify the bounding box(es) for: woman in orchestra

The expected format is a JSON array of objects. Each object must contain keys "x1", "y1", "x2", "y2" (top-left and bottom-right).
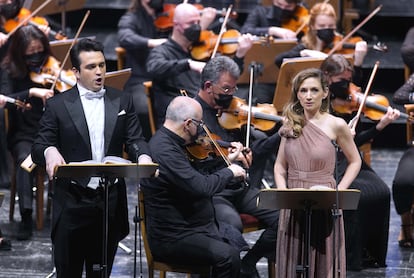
[
  {"x1": 1, "y1": 24, "x2": 54, "y2": 240},
  {"x1": 274, "y1": 2, "x2": 368, "y2": 69},
  {"x1": 391, "y1": 26, "x2": 414, "y2": 249},
  {"x1": 240, "y1": 0, "x2": 308, "y2": 39},
  {"x1": 321, "y1": 54, "x2": 400, "y2": 270}
]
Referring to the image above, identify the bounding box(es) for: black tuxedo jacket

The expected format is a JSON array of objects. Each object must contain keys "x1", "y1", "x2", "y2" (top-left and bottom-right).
[{"x1": 31, "y1": 85, "x2": 150, "y2": 241}]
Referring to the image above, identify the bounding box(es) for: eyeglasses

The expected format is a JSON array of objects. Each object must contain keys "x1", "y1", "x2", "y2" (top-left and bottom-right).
[
  {"x1": 213, "y1": 84, "x2": 238, "y2": 95},
  {"x1": 190, "y1": 118, "x2": 204, "y2": 127}
]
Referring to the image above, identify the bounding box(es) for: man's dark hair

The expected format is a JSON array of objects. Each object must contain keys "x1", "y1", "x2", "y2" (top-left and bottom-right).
[{"x1": 70, "y1": 38, "x2": 104, "y2": 70}]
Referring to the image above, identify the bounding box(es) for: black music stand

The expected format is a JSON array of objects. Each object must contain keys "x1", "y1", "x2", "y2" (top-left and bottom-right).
[
  {"x1": 257, "y1": 188, "x2": 361, "y2": 278},
  {"x1": 55, "y1": 163, "x2": 158, "y2": 278}
]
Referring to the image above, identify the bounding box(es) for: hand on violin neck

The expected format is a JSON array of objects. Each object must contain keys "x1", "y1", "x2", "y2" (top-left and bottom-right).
[
  {"x1": 376, "y1": 106, "x2": 401, "y2": 131},
  {"x1": 29, "y1": 87, "x2": 54, "y2": 105},
  {"x1": 227, "y1": 142, "x2": 251, "y2": 168},
  {"x1": 235, "y1": 33, "x2": 254, "y2": 58}
]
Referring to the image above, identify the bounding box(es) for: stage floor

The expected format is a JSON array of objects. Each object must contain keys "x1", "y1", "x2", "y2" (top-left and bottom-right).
[{"x1": 0, "y1": 147, "x2": 413, "y2": 277}]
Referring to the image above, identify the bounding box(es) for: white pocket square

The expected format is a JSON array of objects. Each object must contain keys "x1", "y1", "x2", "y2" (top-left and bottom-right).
[{"x1": 118, "y1": 110, "x2": 126, "y2": 116}]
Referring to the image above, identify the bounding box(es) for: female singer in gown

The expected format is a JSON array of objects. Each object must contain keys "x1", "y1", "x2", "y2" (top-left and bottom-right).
[{"x1": 274, "y1": 68, "x2": 361, "y2": 277}]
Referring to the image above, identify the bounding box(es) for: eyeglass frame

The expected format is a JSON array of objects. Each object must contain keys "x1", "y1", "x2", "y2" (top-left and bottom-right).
[{"x1": 212, "y1": 83, "x2": 238, "y2": 95}]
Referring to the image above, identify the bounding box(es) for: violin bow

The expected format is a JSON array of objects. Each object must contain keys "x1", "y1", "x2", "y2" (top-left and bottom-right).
[
  {"x1": 50, "y1": 10, "x2": 91, "y2": 92},
  {"x1": 202, "y1": 124, "x2": 232, "y2": 166},
  {"x1": 211, "y1": 5, "x2": 233, "y2": 59},
  {"x1": 6, "y1": 0, "x2": 53, "y2": 38},
  {"x1": 327, "y1": 5, "x2": 382, "y2": 56},
  {"x1": 348, "y1": 61, "x2": 380, "y2": 132}
]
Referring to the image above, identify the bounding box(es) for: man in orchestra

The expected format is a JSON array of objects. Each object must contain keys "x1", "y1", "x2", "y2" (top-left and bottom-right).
[
  {"x1": 146, "y1": 2, "x2": 254, "y2": 129},
  {"x1": 31, "y1": 38, "x2": 153, "y2": 277},
  {"x1": 141, "y1": 95, "x2": 248, "y2": 277},
  {"x1": 194, "y1": 55, "x2": 280, "y2": 278},
  {"x1": 240, "y1": 0, "x2": 308, "y2": 39}
]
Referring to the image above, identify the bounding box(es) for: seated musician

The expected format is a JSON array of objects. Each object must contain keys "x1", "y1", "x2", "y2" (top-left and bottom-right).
[
  {"x1": 146, "y1": 2, "x2": 253, "y2": 128},
  {"x1": 240, "y1": 0, "x2": 308, "y2": 39},
  {"x1": 1, "y1": 25, "x2": 54, "y2": 240},
  {"x1": 117, "y1": 0, "x2": 217, "y2": 140},
  {"x1": 0, "y1": 0, "x2": 51, "y2": 38},
  {"x1": 274, "y1": 2, "x2": 367, "y2": 69},
  {"x1": 140, "y1": 95, "x2": 247, "y2": 277},
  {"x1": 194, "y1": 56, "x2": 280, "y2": 278},
  {"x1": 321, "y1": 54, "x2": 400, "y2": 270}
]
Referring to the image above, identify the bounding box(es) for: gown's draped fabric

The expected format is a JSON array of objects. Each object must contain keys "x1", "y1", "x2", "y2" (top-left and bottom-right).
[{"x1": 276, "y1": 121, "x2": 346, "y2": 278}]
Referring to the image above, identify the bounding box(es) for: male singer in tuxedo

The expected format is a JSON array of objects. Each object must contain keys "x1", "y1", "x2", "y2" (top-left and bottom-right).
[{"x1": 31, "y1": 38, "x2": 152, "y2": 278}]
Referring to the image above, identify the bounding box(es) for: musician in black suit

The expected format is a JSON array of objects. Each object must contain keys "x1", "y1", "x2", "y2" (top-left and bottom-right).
[{"x1": 31, "y1": 38, "x2": 152, "y2": 278}]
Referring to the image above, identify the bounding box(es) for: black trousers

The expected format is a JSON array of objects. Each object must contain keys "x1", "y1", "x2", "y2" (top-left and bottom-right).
[
  {"x1": 53, "y1": 184, "x2": 120, "y2": 278},
  {"x1": 151, "y1": 233, "x2": 241, "y2": 278}
]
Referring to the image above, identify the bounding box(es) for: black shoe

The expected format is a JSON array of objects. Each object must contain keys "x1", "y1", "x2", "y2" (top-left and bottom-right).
[
  {"x1": 16, "y1": 220, "x2": 33, "y2": 241},
  {"x1": 0, "y1": 238, "x2": 11, "y2": 251},
  {"x1": 240, "y1": 262, "x2": 260, "y2": 278}
]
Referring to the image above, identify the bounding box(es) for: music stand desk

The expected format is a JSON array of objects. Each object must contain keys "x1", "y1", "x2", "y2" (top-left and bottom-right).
[
  {"x1": 257, "y1": 188, "x2": 360, "y2": 278},
  {"x1": 54, "y1": 163, "x2": 158, "y2": 278}
]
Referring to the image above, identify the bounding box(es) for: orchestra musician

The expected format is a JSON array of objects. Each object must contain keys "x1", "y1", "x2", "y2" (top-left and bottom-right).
[
  {"x1": 392, "y1": 26, "x2": 414, "y2": 249},
  {"x1": 240, "y1": 0, "x2": 308, "y2": 39},
  {"x1": 274, "y1": 2, "x2": 368, "y2": 69},
  {"x1": 393, "y1": 26, "x2": 414, "y2": 104},
  {"x1": 118, "y1": 0, "x2": 218, "y2": 140},
  {"x1": 146, "y1": 2, "x2": 254, "y2": 128},
  {"x1": 140, "y1": 95, "x2": 247, "y2": 278},
  {"x1": 1, "y1": 24, "x2": 54, "y2": 240},
  {"x1": 321, "y1": 54, "x2": 400, "y2": 270},
  {"x1": 194, "y1": 56, "x2": 280, "y2": 278},
  {"x1": 31, "y1": 38, "x2": 153, "y2": 277}
]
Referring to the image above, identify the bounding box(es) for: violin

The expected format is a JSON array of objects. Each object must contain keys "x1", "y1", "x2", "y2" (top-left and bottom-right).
[
  {"x1": 323, "y1": 35, "x2": 388, "y2": 54},
  {"x1": 153, "y1": 4, "x2": 237, "y2": 32},
  {"x1": 186, "y1": 133, "x2": 230, "y2": 161},
  {"x1": 30, "y1": 56, "x2": 76, "y2": 93},
  {"x1": 191, "y1": 29, "x2": 272, "y2": 61},
  {"x1": 217, "y1": 97, "x2": 283, "y2": 131},
  {"x1": 3, "y1": 8, "x2": 67, "y2": 40},
  {"x1": 331, "y1": 83, "x2": 412, "y2": 121},
  {"x1": 4, "y1": 95, "x2": 32, "y2": 110},
  {"x1": 281, "y1": 5, "x2": 309, "y2": 36}
]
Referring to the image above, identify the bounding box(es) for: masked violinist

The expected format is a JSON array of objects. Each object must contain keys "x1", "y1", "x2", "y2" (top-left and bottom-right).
[
  {"x1": 194, "y1": 56, "x2": 280, "y2": 278},
  {"x1": 275, "y1": 2, "x2": 368, "y2": 69},
  {"x1": 0, "y1": 25, "x2": 54, "y2": 240},
  {"x1": 146, "y1": 3, "x2": 253, "y2": 129},
  {"x1": 321, "y1": 54, "x2": 400, "y2": 270},
  {"x1": 241, "y1": 0, "x2": 308, "y2": 39}
]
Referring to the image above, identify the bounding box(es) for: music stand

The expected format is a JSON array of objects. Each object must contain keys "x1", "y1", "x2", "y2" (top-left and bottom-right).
[
  {"x1": 272, "y1": 56, "x2": 354, "y2": 111},
  {"x1": 55, "y1": 163, "x2": 158, "y2": 278},
  {"x1": 105, "y1": 68, "x2": 132, "y2": 91},
  {"x1": 237, "y1": 39, "x2": 297, "y2": 84},
  {"x1": 0, "y1": 192, "x2": 4, "y2": 207},
  {"x1": 257, "y1": 188, "x2": 360, "y2": 278},
  {"x1": 28, "y1": 0, "x2": 86, "y2": 31}
]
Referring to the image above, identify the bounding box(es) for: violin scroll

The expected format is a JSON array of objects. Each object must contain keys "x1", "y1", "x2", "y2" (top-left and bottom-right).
[{"x1": 4, "y1": 96, "x2": 32, "y2": 111}]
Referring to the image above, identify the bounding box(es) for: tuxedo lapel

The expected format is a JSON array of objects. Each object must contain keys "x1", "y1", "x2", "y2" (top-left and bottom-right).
[
  {"x1": 64, "y1": 88, "x2": 91, "y2": 150},
  {"x1": 104, "y1": 89, "x2": 120, "y2": 154}
]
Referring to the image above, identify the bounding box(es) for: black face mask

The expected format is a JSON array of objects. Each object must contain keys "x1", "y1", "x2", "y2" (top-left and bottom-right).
[
  {"x1": 190, "y1": 123, "x2": 205, "y2": 143},
  {"x1": 0, "y1": 0, "x2": 21, "y2": 20},
  {"x1": 329, "y1": 79, "x2": 350, "y2": 99},
  {"x1": 273, "y1": 6, "x2": 294, "y2": 22},
  {"x1": 183, "y1": 24, "x2": 201, "y2": 43},
  {"x1": 148, "y1": 0, "x2": 164, "y2": 14},
  {"x1": 215, "y1": 94, "x2": 233, "y2": 109},
  {"x1": 25, "y1": 51, "x2": 47, "y2": 72},
  {"x1": 316, "y1": 28, "x2": 335, "y2": 44}
]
